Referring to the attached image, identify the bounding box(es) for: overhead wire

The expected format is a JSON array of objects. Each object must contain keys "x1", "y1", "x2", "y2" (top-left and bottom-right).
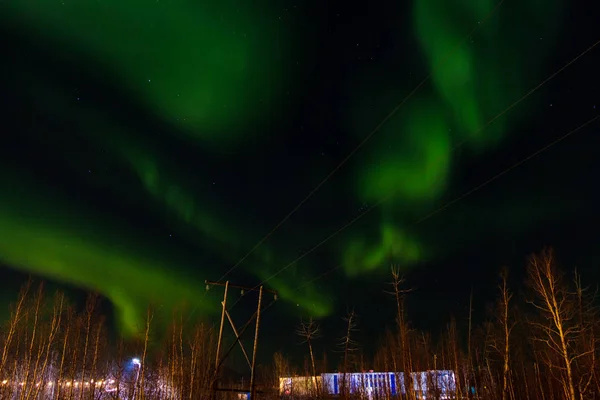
[
  {"x1": 185, "y1": 94, "x2": 597, "y2": 343},
  {"x1": 251, "y1": 38, "x2": 600, "y2": 293},
  {"x1": 214, "y1": 0, "x2": 508, "y2": 284},
  {"x1": 190, "y1": 67, "x2": 598, "y2": 328},
  {"x1": 202, "y1": 37, "x2": 600, "y2": 318},
  {"x1": 224, "y1": 38, "x2": 600, "y2": 310},
  {"x1": 291, "y1": 113, "x2": 600, "y2": 295}
]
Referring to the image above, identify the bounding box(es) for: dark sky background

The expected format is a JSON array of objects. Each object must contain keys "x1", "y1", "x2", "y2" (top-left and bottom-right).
[{"x1": 1, "y1": 0, "x2": 599, "y2": 368}]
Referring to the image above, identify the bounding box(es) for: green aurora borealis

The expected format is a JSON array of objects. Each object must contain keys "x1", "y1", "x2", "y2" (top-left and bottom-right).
[
  {"x1": 2, "y1": 0, "x2": 594, "y2": 336},
  {"x1": 343, "y1": 0, "x2": 560, "y2": 273},
  {"x1": 6, "y1": 0, "x2": 285, "y2": 146}
]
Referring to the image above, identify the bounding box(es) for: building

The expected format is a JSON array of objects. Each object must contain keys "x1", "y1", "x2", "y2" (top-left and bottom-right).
[{"x1": 280, "y1": 370, "x2": 456, "y2": 399}]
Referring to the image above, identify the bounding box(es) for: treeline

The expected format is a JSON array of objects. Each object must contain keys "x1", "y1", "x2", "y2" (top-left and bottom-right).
[
  {"x1": 276, "y1": 248, "x2": 600, "y2": 400},
  {"x1": 1, "y1": 247, "x2": 599, "y2": 399},
  {"x1": 0, "y1": 282, "x2": 219, "y2": 400}
]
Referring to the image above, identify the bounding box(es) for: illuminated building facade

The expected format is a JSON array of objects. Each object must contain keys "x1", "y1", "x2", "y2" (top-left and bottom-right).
[{"x1": 281, "y1": 370, "x2": 456, "y2": 399}]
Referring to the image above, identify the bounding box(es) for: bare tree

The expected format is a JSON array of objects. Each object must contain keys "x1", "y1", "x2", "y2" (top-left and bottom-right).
[
  {"x1": 0, "y1": 279, "x2": 30, "y2": 379},
  {"x1": 488, "y1": 268, "x2": 516, "y2": 400},
  {"x1": 296, "y1": 317, "x2": 321, "y2": 396},
  {"x1": 20, "y1": 282, "x2": 44, "y2": 400},
  {"x1": 526, "y1": 248, "x2": 592, "y2": 400},
  {"x1": 388, "y1": 267, "x2": 416, "y2": 400},
  {"x1": 137, "y1": 307, "x2": 153, "y2": 400},
  {"x1": 337, "y1": 309, "x2": 359, "y2": 398},
  {"x1": 572, "y1": 270, "x2": 597, "y2": 399},
  {"x1": 29, "y1": 290, "x2": 64, "y2": 400},
  {"x1": 78, "y1": 294, "x2": 97, "y2": 400},
  {"x1": 446, "y1": 317, "x2": 465, "y2": 400},
  {"x1": 273, "y1": 352, "x2": 291, "y2": 397}
]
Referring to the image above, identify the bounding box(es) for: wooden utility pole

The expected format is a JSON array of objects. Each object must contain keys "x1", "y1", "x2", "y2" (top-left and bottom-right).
[
  {"x1": 206, "y1": 280, "x2": 277, "y2": 400},
  {"x1": 215, "y1": 281, "x2": 229, "y2": 371},
  {"x1": 249, "y1": 286, "x2": 263, "y2": 400}
]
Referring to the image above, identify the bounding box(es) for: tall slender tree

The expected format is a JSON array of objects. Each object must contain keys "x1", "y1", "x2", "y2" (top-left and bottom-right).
[{"x1": 296, "y1": 317, "x2": 321, "y2": 396}]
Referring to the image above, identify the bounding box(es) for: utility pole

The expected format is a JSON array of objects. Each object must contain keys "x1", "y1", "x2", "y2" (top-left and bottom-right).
[
  {"x1": 215, "y1": 281, "x2": 229, "y2": 371},
  {"x1": 206, "y1": 280, "x2": 277, "y2": 400},
  {"x1": 249, "y1": 286, "x2": 263, "y2": 400}
]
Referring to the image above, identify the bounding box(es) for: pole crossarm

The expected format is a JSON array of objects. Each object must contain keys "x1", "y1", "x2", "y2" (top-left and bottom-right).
[{"x1": 205, "y1": 280, "x2": 278, "y2": 296}]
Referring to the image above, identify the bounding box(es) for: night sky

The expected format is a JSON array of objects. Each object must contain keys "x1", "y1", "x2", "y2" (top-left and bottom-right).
[{"x1": 1, "y1": 0, "x2": 599, "y2": 365}]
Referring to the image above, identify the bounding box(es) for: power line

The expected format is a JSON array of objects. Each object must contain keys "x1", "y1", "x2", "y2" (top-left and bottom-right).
[
  {"x1": 252, "y1": 40, "x2": 600, "y2": 290},
  {"x1": 225, "y1": 101, "x2": 600, "y2": 314},
  {"x1": 414, "y1": 114, "x2": 600, "y2": 224},
  {"x1": 214, "y1": 0, "x2": 508, "y2": 283},
  {"x1": 192, "y1": 37, "x2": 600, "y2": 322},
  {"x1": 286, "y1": 113, "x2": 600, "y2": 299},
  {"x1": 292, "y1": 264, "x2": 343, "y2": 294}
]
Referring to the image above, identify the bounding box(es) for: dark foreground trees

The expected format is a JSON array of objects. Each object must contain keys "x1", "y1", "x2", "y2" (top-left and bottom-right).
[
  {"x1": 306, "y1": 248, "x2": 600, "y2": 400},
  {"x1": 1, "y1": 247, "x2": 599, "y2": 399},
  {"x1": 0, "y1": 282, "x2": 217, "y2": 400}
]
